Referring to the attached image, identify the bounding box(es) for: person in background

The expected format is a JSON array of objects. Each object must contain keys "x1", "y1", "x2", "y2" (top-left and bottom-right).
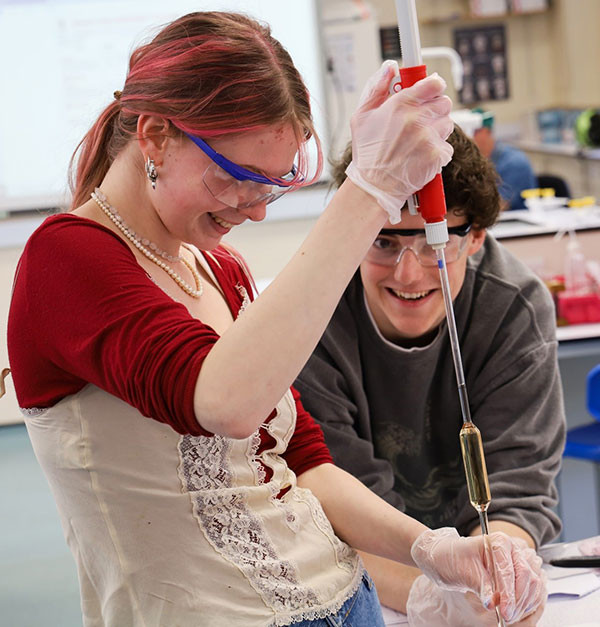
[
  {"x1": 6, "y1": 12, "x2": 546, "y2": 627},
  {"x1": 296, "y1": 125, "x2": 565, "y2": 625},
  {"x1": 472, "y1": 107, "x2": 537, "y2": 210}
]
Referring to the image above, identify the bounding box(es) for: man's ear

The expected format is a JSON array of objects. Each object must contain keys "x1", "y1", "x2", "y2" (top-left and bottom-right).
[
  {"x1": 466, "y1": 227, "x2": 486, "y2": 256},
  {"x1": 136, "y1": 115, "x2": 172, "y2": 166}
]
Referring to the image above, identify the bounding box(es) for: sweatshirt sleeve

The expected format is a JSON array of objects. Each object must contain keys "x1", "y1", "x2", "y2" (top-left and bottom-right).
[
  {"x1": 8, "y1": 216, "x2": 220, "y2": 436},
  {"x1": 457, "y1": 272, "x2": 566, "y2": 547}
]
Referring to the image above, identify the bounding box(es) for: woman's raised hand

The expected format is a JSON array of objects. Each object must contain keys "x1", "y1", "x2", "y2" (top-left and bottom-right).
[{"x1": 345, "y1": 60, "x2": 454, "y2": 223}]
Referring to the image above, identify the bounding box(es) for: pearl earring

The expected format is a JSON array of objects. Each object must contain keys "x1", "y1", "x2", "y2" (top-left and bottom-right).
[{"x1": 145, "y1": 156, "x2": 158, "y2": 189}]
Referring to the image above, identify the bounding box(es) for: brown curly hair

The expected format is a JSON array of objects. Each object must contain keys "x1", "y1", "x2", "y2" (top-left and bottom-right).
[{"x1": 331, "y1": 125, "x2": 501, "y2": 229}]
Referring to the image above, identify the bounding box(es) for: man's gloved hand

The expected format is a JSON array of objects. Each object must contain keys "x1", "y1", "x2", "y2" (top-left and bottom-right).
[
  {"x1": 411, "y1": 527, "x2": 546, "y2": 623},
  {"x1": 406, "y1": 574, "x2": 546, "y2": 626},
  {"x1": 345, "y1": 60, "x2": 454, "y2": 223}
]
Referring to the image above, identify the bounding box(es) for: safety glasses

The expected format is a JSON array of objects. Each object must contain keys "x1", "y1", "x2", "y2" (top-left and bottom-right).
[
  {"x1": 366, "y1": 223, "x2": 473, "y2": 268},
  {"x1": 184, "y1": 132, "x2": 301, "y2": 209}
]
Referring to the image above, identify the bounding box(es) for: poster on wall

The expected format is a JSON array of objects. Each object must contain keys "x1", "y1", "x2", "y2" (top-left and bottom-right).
[{"x1": 453, "y1": 24, "x2": 509, "y2": 105}]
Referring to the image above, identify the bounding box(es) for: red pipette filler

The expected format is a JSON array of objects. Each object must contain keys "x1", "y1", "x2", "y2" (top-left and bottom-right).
[{"x1": 390, "y1": 1, "x2": 448, "y2": 249}]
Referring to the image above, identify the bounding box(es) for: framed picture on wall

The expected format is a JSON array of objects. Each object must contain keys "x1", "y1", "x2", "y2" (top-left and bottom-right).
[{"x1": 453, "y1": 24, "x2": 509, "y2": 104}]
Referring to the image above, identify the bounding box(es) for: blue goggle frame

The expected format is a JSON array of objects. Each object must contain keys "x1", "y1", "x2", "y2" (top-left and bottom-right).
[{"x1": 184, "y1": 132, "x2": 297, "y2": 187}]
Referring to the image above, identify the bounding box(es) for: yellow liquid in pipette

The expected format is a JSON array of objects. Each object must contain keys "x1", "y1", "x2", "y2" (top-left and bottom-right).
[{"x1": 459, "y1": 421, "x2": 491, "y2": 512}]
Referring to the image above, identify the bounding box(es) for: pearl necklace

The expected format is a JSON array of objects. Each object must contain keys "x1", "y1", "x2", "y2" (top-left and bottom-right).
[
  {"x1": 91, "y1": 188, "x2": 203, "y2": 299},
  {"x1": 95, "y1": 188, "x2": 181, "y2": 262}
]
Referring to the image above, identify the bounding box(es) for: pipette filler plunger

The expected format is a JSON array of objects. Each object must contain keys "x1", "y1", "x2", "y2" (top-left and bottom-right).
[{"x1": 392, "y1": 2, "x2": 505, "y2": 624}]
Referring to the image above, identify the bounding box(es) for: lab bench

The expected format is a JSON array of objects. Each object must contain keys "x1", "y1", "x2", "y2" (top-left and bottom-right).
[
  {"x1": 492, "y1": 209, "x2": 600, "y2": 541},
  {"x1": 490, "y1": 206, "x2": 600, "y2": 278}
]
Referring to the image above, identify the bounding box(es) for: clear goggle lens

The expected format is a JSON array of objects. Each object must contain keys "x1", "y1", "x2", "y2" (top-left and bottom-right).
[
  {"x1": 203, "y1": 163, "x2": 297, "y2": 209},
  {"x1": 366, "y1": 232, "x2": 471, "y2": 267}
]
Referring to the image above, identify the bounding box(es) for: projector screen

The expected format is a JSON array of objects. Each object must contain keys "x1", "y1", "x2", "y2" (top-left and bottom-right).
[{"x1": 0, "y1": 0, "x2": 327, "y2": 211}]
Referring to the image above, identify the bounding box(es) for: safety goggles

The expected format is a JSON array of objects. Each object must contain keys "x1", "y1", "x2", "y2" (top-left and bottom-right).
[
  {"x1": 365, "y1": 223, "x2": 473, "y2": 268},
  {"x1": 184, "y1": 132, "x2": 300, "y2": 209}
]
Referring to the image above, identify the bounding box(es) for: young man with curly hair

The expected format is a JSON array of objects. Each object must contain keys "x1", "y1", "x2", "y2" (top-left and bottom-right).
[{"x1": 295, "y1": 126, "x2": 565, "y2": 623}]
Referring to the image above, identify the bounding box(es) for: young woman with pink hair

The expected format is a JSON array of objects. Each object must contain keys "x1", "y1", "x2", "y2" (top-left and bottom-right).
[{"x1": 8, "y1": 12, "x2": 544, "y2": 626}]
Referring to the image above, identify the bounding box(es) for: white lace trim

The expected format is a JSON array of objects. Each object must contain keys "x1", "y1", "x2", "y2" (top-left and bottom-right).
[
  {"x1": 249, "y1": 429, "x2": 267, "y2": 485},
  {"x1": 258, "y1": 415, "x2": 300, "y2": 533},
  {"x1": 20, "y1": 407, "x2": 48, "y2": 417},
  {"x1": 178, "y1": 434, "x2": 324, "y2": 615},
  {"x1": 179, "y1": 432, "x2": 233, "y2": 489},
  {"x1": 269, "y1": 567, "x2": 364, "y2": 627},
  {"x1": 236, "y1": 283, "x2": 250, "y2": 315}
]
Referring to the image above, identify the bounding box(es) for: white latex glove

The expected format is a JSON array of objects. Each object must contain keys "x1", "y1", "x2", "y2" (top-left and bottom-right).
[
  {"x1": 345, "y1": 60, "x2": 454, "y2": 224},
  {"x1": 406, "y1": 575, "x2": 546, "y2": 626},
  {"x1": 411, "y1": 528, "x2": 546, "y2": 623}
]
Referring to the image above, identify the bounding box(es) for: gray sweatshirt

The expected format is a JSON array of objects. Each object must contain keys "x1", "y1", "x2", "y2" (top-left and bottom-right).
[{"x1": 296, "y1": 235, "x2": 565, "y2": 547}]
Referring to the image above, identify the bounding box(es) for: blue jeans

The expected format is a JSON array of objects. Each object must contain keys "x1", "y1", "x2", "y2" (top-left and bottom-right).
[{"x1": 289, "y1": 571, "x2": 385, "y2": 627}]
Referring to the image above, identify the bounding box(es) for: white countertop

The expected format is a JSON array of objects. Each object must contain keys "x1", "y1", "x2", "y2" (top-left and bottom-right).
[
  {"x1": 490, "y1": 207, "x2": 600, "y2": 240},
  {"x1": 556, "y1": 324, "x2": 600, "y2": 342}
]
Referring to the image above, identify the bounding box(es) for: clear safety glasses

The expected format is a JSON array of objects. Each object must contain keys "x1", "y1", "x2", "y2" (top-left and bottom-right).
[
  {"x1": 184, "y1": 132, "x2": 301, "y2": 209},
  {"x1": 365, "y1": 223, "x2": 473, "y2": 268}
]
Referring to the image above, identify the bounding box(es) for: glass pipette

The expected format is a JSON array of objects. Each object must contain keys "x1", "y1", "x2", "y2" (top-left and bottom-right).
[{"x1": 434, "y1": 245, "x2": 505, "y2": 627}]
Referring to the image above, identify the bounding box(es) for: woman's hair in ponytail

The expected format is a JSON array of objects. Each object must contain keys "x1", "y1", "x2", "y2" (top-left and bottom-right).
[{"x1": 69, "y1": 11, "x2": 321, "y2": 208}]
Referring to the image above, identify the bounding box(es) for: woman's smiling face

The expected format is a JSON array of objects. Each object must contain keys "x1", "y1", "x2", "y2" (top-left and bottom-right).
[{"x1": 149, "y1": 123, "x2": 299, "y2": 251}]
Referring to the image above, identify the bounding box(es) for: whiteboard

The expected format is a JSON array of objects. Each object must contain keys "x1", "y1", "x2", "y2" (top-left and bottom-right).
[{"x1": 0, "y1": 0, "x2": 327, "y2": 211}]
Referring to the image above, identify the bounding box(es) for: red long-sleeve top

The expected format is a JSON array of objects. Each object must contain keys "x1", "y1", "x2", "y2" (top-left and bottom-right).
[{"x1": 7, "y1": 214, "x2": 332, "y2": 477}]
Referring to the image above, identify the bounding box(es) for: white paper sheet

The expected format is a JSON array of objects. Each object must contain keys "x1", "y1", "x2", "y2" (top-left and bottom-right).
[{"x1": 546, "y1": 572, "x2": 600, "y2": 598}]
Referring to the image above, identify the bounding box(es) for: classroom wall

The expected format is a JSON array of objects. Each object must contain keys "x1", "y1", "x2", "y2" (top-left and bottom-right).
[
  {"x1": 553, "y1": 0, "x2": 600, "y2": 110},
  {"x1": 369, "y1": 0, "x2": 600, "y2": 126}
]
